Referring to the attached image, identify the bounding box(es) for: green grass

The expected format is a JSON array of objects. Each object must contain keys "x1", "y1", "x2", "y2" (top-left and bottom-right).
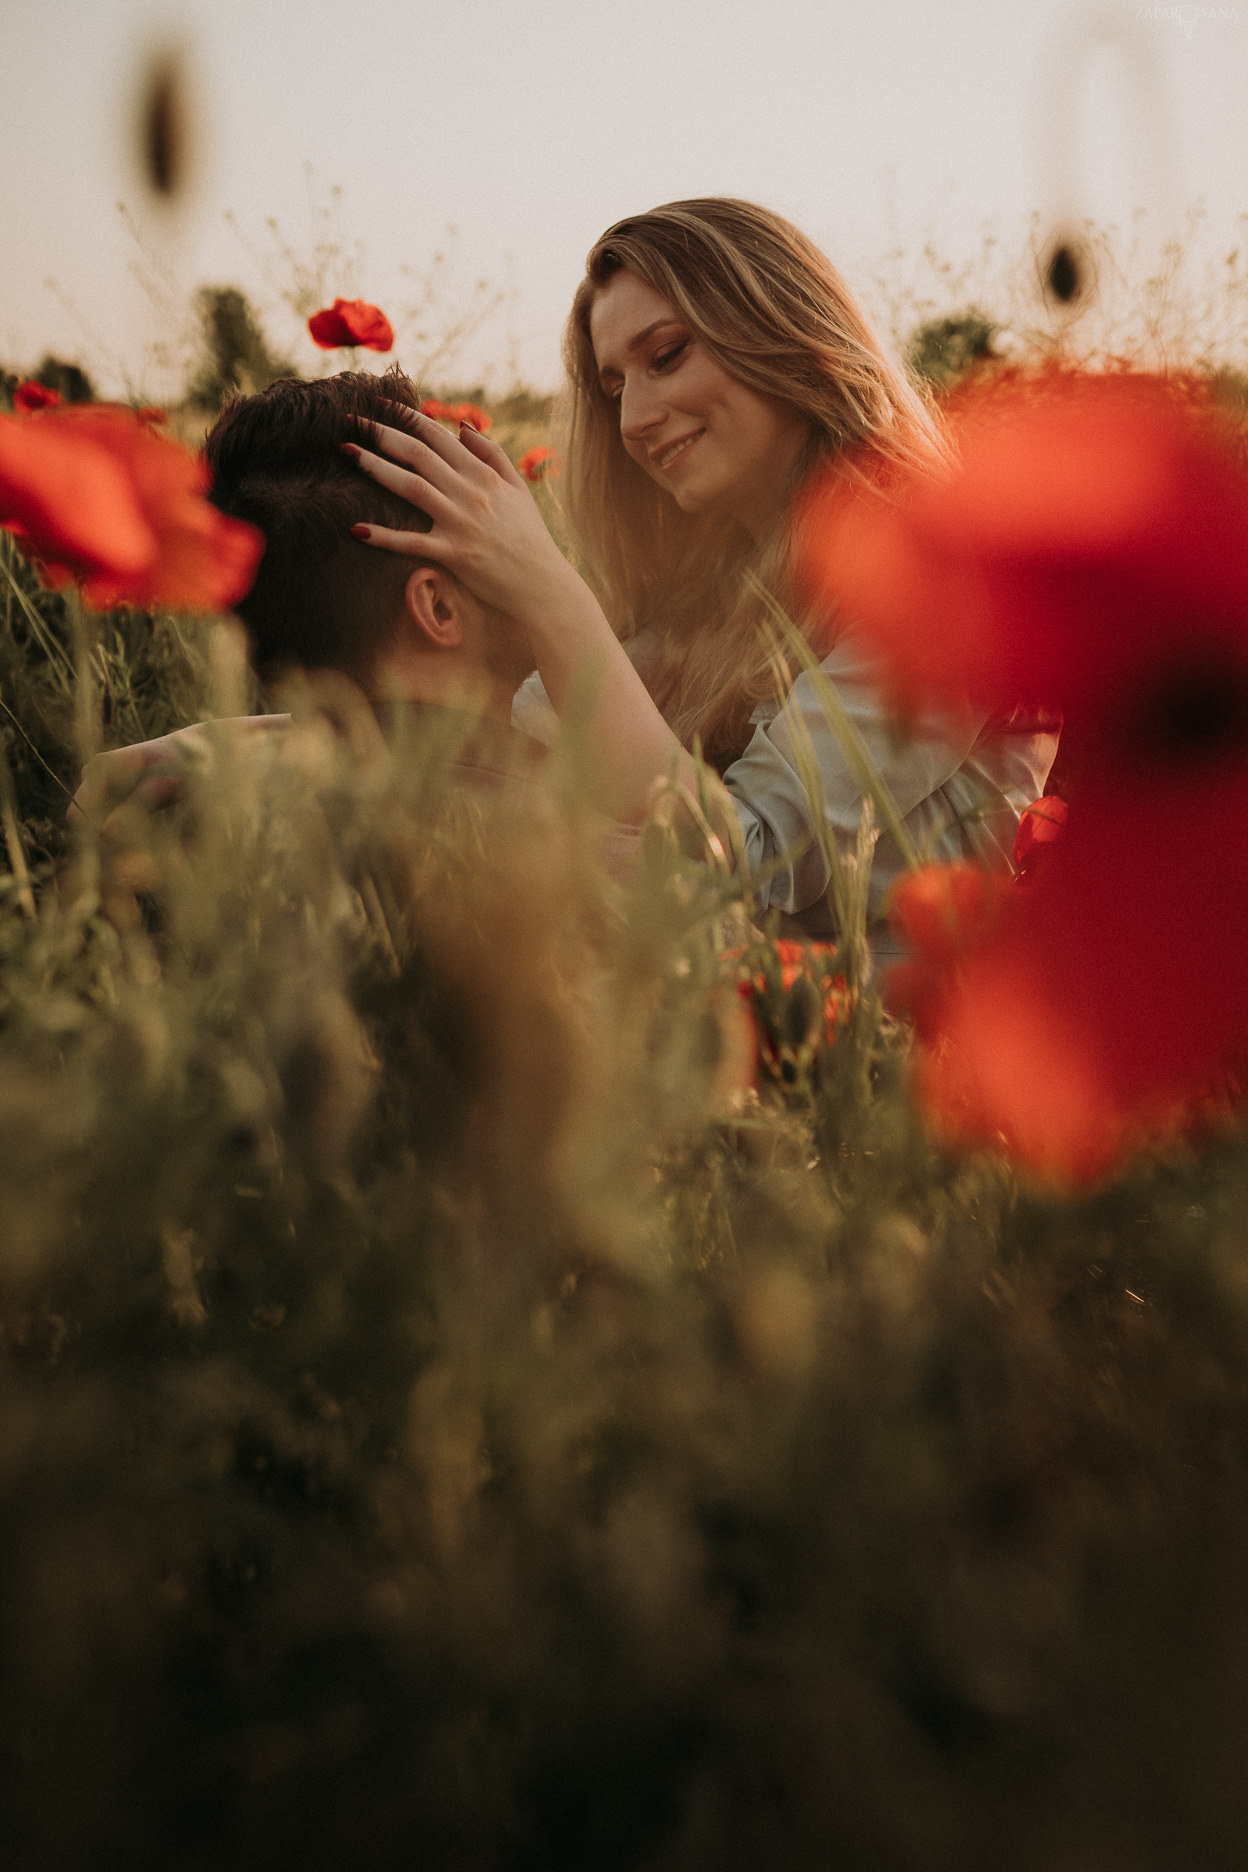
[{"x1": 2, "y1": 284, "x2": 1248, "y2": 1868}]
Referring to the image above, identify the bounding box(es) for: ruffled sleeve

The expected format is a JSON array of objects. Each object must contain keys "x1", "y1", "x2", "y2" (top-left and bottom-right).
[{"x1": 721, "y1": 627, "x2": 1053, "y2": 932}]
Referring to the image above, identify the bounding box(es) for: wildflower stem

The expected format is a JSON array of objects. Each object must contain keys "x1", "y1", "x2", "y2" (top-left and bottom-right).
[
  {"x1": 0, "y1": 734, "x2": 35, "y2": 918},
  {"x1": 69, "y1": 592, "x2": 102, "y2": 770},
  {"x1": 0, "y1": 686, "x2": 75, "y2": 804},
  {"x1": 0, "y1": 542, "x2": 76, "y2": 690}
]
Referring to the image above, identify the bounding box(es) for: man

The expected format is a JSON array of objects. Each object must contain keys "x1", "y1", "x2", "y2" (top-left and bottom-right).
[{"x1": 75, "y1": 368, "x2": 543, "y2": 821}]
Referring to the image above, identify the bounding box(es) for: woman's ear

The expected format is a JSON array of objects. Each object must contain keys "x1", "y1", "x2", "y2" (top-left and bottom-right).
[{"x1": 403, "y1": 566, "x2": 464, "y2": 651}]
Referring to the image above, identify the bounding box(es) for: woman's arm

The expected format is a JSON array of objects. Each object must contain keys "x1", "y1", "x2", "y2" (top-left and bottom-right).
[{"x1": 350, "y1": 415, "x2": 701, "y2": 822}]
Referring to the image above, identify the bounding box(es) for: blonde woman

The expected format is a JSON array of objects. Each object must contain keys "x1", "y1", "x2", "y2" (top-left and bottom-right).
[{"x1": 350, "y1": 198, "x2": 1055, "y2": 951}]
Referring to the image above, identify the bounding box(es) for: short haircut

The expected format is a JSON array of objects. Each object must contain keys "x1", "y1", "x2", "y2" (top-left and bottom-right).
[{"x1": 204, "y1": 368, "x2": 433, "y2": 686}]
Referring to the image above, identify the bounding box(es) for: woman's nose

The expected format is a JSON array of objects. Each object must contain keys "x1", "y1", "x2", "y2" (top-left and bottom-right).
[{"x1": 619, "y1": 377, "x2": 665, "y2": 444}]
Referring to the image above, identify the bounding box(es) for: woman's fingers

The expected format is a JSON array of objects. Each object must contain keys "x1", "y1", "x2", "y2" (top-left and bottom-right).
[
  {"x1": 347, "y1": 444, "x2": 457, "y2": 524},
  {"x1": 347, "y1": 413, "x2": 563, "y2": 614},
  {"x1": 371, "y1": 409, "x2": 460, "y2": 467},
  {"x1": 351, "y1": 423, "x2": 464, "y2": 501},
  {"x1": 362, "y1": 413, "x2": 448, "y2": 462},
  {"x1": 456, "y1": 421, "x2": 528, "y2": 489},
  {"x1": 363, "y1": 413, "x2": 498, "y2": 490},
  {"x1": 352, "y1": 521, "x2": 450, "y2": 558},
  {"x1": 363, "y1": 411, "x2": 533, "y2": 496}
]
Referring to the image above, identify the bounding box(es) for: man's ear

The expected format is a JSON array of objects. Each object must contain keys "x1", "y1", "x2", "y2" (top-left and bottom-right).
[{"x1": 403, "y1": 566, "x2": 464, "y2": 651}]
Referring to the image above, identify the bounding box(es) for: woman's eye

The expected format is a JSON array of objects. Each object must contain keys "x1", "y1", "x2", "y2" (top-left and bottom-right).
[{"x1": 653, "y1": 342, "x2": 688, "y2": 372}]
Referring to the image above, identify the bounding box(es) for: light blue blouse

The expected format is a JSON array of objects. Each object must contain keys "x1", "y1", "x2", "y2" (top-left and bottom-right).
[
  {"x1": 721, "y1": 625, "x2": 1057, "y2": 952},
  {"x1": 512, "y1": 628, "x2": 1057, "y2": 954}
]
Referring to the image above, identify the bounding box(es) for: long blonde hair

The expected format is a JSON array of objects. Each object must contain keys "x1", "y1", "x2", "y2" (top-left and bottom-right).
[{"x1": 559, "y1": 197, "x2": 949, "y2": 767}]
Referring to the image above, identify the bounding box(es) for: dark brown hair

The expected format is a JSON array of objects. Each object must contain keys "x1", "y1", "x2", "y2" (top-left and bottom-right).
[{"x1": 204, "y1": 368, "x2": 432, "y2": 686}]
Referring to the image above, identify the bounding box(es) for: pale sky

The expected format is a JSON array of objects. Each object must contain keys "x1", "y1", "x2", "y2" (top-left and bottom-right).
[{"x1": 3, "y1": 0, "x2": 1246, "y2": 399}]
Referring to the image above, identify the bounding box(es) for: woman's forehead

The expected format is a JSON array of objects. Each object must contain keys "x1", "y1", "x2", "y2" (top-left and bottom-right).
[{"x1": 589, "y1": 271, "x2": 681, "y2": 371}]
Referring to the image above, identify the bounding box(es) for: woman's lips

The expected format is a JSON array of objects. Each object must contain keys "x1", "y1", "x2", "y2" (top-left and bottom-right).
[{"x1": 654, "y1": 430, "x2": 704, "y2": 472}]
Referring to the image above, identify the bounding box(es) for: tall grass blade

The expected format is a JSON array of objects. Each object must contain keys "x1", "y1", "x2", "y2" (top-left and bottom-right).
[{"x1": 748, "y1": 571, "x2": 922, "y2": 874}]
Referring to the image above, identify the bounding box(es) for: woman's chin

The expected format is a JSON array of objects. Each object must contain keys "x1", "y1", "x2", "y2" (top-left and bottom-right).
[
  {"x1": 651, "y1": 461, "x2": 731, "y2": 518},
  {"x1": 667, "y1": 477, "x2": 715, "y2": 515}
]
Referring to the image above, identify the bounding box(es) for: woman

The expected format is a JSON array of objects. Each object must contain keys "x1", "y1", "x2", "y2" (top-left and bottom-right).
[{"x1": 349, "y1": 198, "x2": 1056, "y2": 953}]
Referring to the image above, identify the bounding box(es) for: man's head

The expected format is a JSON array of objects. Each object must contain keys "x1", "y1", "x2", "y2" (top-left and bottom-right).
[{"x1": 204, "y1": 368, "x2": 531, "y2": 708}]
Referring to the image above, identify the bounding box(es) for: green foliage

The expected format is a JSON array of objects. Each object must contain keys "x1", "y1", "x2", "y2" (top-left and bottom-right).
[
  {"x1": 188, "y1": 286, "x2": 297, "y2": 410},
  {"x1": 905, "y1": 310, "x2": 999, "y2": 394},
  {"x1": 0, "y1": 538, "x2": 214, "y2": 862},
  {"x1": 4, "y1": 225, "x2": 1248, "y2": 1858},
  {"x1": 1, "y1": 359, "x2": 96, "y2": 417},
  {"x1": 0, "y1": 540, "x2": 216, "y2": 867},
  {"x1": 10, "y1": 355, "x2": 97, "y2": 404},
  {"x1": 0, "y1": 573, "x2": 1247, "y2": 1869}
]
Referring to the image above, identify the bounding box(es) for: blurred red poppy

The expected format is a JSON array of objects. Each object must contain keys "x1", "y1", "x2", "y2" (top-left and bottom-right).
[
  {"x1": 420, "y1": 398, "x2": 492, "y2": 434},
  {"x1": 888, "y1": 864, "x2": 1008, "y2": 979},
  {"x1": 801, "y1": 369, "x2": 1247, "y2": 728},
  {"x1": 1012, "y1": 794, "x2": 1068, "y2": 881},
  {"x1": 518, "y1": 445, "x2": 555, "y2": 482},
  {"x1": 736, "y1": 939, "x2": 850, "y2": 1090},
  {"x1": 307, "y1": 298, "x2": 394, "y2": 352},
  {"x1": 844, "y1": 373, "x2": 1248, "y2": 1181},
  {"x1": 13, "y1": 381, "x2": 61, "y2": 414},
  {"x1": 0, "y1": 405, "x2": 263, "y2": 612}
]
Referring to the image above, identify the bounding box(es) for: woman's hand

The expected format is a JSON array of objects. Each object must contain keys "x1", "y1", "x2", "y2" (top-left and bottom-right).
[
  {"x1": 347, "y1": 414, "x2": 580, "y2": 624},
  {"x1": 348, "y1": 412, "x2": 705, "y2": 825}
]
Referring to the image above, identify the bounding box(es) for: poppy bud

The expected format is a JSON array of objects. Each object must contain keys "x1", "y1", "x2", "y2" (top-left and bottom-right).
[
  {"x1": 782, "y1": 973, "x2": 822, "y2": 1051},
  {"x1": 138, "y1": 45, "x2": 191, "y2": 199},
  {"x1": 1042, "y1": 235, "x2": 1091, "y2": 308}
]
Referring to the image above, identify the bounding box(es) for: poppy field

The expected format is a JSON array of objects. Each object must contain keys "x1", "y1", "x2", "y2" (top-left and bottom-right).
[{"x1": 3, "y1": 286, "x2": 1248, "y2": 1871}]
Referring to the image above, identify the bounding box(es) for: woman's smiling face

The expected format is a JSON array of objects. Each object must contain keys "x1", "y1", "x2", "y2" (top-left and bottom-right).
[{"x1": 589, "y1": 269, "x2": 810, "y2": 540}]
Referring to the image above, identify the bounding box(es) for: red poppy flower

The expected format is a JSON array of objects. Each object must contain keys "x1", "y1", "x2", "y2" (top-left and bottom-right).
[
  {"x1": 0, "y1": 405, "x2": 263, "y2": 612},
  {"x1": 801, "y1": 369, "x2": 1248, "y2": 727},
  {"x1": 419, "y1": 398, "x2": 492, "y2": 434},
  {"x1": 307, "y1": 298, "x2": 394, "y2": 352},
  {"x1": 892, "y1": 909, "x2": 1137, "y2": 1184},
  {"x1": 13, "y1": 381, "x2": 62, "y2": 414},
  {"x1": 518, "y1": 445, "x2": 555, "y2": 482},
  {"x1": 889, "y1": 864, "x2": 1008, "y2": 983},
  {"x1": 1012, "y1": 794, "x2": 1068, "y2": 881},
  {"x1": 838, "y1": 374, "x2": 1248, "y2": 1181},
  {"x1": 735, "y1": 939, "x2": 850, "y2": 1091}
]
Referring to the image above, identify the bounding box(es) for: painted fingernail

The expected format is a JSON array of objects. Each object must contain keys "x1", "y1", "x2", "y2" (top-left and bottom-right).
[
  {"x1": 341, "y1": 443, "x2": 362, "y2": 460},
  {"x1": 350, "y1": 523, "x2": 371, "y2": 539}
]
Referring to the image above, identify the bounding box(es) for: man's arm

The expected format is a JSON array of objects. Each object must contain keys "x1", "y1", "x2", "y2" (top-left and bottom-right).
[{"x1": 70, "y1": 716, "x2": 291, "y2": 831}]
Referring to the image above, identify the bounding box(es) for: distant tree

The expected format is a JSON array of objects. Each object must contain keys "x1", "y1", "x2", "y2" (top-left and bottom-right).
[
  {"x1": 1207, "y1": 365, "x2": 1248, "y2": 418},
  {"x1": 905, "y1": 310, "x2": 999, "y2": 395},
  {"x1": 492, "y1": 386, "x2": 555, "y2": 426},
  {"x1": 31, "y1": 356, "x2": 96, "y2": 403},
  {"x1": 188, "y1": 286, "x2": 295, "y2": 409}
]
